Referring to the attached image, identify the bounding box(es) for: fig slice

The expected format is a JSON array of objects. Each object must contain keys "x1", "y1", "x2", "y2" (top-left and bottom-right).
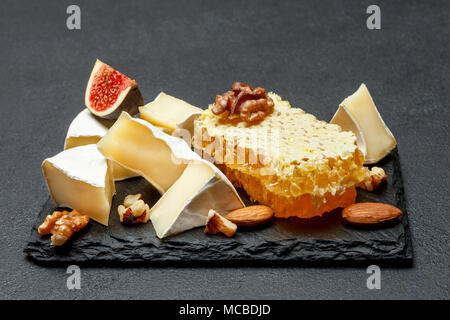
[{"x1": 85, "y1": 59, "x2": 144, "y2": 120}]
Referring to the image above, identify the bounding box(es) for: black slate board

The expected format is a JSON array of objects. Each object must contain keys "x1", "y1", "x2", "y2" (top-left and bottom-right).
[{"x1": 25, "y1": 147, "x2": 412, "y2": 266}]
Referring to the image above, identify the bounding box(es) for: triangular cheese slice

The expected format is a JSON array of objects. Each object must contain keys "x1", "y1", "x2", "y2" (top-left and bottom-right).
[
  {"x1": 332, "y1": 83, "x2": 396, "y2": 164},
  {"x1": 42, "y1": 145, "x2": 115, "y2": 225},
  {"x1": 150, "y1": 160, "x2": 244, "y2": 239}
]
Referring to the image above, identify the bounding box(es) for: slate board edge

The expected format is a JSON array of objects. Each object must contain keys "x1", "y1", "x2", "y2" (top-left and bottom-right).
[
  {"x1": 392, "y1": 148, "x2": 413, "y2": 261},
  {"x1": 24, "y1": 148, "x2": 413, "y2": 266}
]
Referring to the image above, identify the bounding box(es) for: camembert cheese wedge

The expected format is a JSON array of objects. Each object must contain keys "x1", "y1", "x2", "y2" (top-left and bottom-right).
[
  {"x1": 150, "y1": 160, "x2": 244, "y2": 239},
  {"x1": 42, "y1": 144, "x2": 115, "y2": 226},
  {"x1": 97, "y1": 112, "x2": 193, "y2": 194},
  {"x1": 64, "y1": 109, "x2": 138, "y2": 181},
  {"x1": 331, "y1": 84, "x2": 396, "y2": 164}
]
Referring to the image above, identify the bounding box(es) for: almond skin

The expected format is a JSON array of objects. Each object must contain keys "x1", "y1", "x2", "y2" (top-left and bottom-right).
[
  {"x1": 224, "y1": 205, "x2": 274, "y2": 227},
  {"x1": 342, "y1": 202, "x2": 402, "y2": 225}
]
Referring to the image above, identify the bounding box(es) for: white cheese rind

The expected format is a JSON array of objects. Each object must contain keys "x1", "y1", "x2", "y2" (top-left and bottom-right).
[
  {"x1": 150, "y1": 161, "x2": 244, "y2": 239},
  {"x1": 42, "y1": 145, "x2": 115, "y2": 225}
]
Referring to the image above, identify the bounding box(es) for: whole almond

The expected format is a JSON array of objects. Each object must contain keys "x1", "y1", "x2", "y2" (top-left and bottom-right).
[
  {"x1": 225, "y1": 205, "x2": 274, "y2": 227},
  {"x1": 342, "y1": 202, "x2": 402, "y2": 225}
]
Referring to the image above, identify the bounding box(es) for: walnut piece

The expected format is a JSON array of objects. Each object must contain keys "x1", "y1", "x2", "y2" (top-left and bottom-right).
[
  {"x1": 211, "y1": 82, "x2": 274, "y2": 122},
  {"x1": 204, "y1": 209, "x2": 237, "y2": 237},
  {"x1": 118, "y1": 196, "x2": 150, "y2": 225},
  {"x1": 38, "y1": 210, "x2": 90, "y2": 246},
  {"x1": 357, "y1": 166, "x2": 387, "y2": 191}
]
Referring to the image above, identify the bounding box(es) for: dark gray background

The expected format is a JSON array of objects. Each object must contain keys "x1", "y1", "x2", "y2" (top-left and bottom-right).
[{"x1": 1, "y1": 0, "x2": 448, "y2": 299}]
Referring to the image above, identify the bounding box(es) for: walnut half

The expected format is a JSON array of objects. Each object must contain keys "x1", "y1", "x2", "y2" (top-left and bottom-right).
[
  {"x1": 211, "y1": 82, "x2": 274, "y2": 122},
  {"x1": 38, "y1": 210, "x2": 90, "y2": 246}
]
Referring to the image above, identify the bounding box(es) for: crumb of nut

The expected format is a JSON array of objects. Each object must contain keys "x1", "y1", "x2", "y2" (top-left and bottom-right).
[
  {"x1": 204, "y1": 209, "x2": 237, "y2": 237},
  {"x1": 123, "y1": 193, "x2": 143, "y2": 208},
  {"x1": 357, "y1": 167, "x2": 387, "y2": 191},
  {"x1": 38, "y1": 209, "x2": 90, "y2": 246},
  {"x1": 211, "y1": 82, "x2": 274, "y2": 122}
]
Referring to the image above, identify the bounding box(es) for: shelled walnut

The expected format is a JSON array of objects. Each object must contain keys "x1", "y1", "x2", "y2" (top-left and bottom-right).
[
  {"x1": 38, "y1": 210, "x2": 90, "y2": 246},
  {"x1": 357, "y1": 167, "x2": 387, "y2": 191},
  {"x1": 118, "y1": 193, "x2": 151, "y2": 224},
  {"x1": 212, "y1": 82, "x2": 274, "y2": 122}
]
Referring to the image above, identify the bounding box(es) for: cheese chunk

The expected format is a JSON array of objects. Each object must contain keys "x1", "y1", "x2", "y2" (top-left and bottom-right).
[
  {"x1": 333, "y1": 84, "x2": 396, "y2": 164},
  {"x1": 42, "y1": 145, "x2": 115, "y2": 226},
  {"x1": 139, "y1": 92, "x2": 202, "y2": 133},
  {"x1": 64, "y1": 109, "x2": 138, "y2": 181},
  {"x1": 150, "y1": 160, "x2": 244, "y2": 239},
  {"x1": 98, "y1": 112, "x2": 203, "y2": 194}
]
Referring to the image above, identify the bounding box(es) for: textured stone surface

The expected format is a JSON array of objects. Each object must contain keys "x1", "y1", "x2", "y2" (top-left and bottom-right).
[
  {"x1": 1, "y1": 0, "x2": 449, "y2": 299},
  {"x1": 25, "y1": 149, "x2": 412, "y2": 265}
]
